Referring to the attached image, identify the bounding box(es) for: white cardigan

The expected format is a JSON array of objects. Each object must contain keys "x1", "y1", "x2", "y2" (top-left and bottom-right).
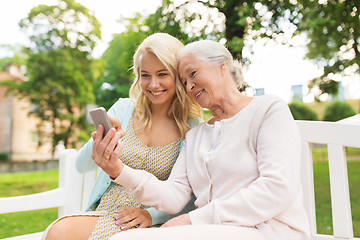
[{"x1": 115, "y1": 95, "x2": 310, "y2": 240}]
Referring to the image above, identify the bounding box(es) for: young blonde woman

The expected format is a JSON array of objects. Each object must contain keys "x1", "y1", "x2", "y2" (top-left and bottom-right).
[{"x1": 43, "y1": 33, "x2": 202, "y2": 240}]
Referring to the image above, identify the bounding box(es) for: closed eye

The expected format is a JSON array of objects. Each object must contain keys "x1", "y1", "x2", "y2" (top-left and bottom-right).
[
  {"x1": 190, "y1": 71, "x2": 196, "y2": 77},
  {"x1": 141, "y1": 73, "x2": 150, "y2": 78},
  {"x1": 158, "y1": 72, "x2": 169, "y2": 77}
]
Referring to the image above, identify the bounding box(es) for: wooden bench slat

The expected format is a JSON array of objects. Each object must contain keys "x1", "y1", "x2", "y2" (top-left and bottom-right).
[
  {"x1": 300, "y1": 142, "x2": 318, "y2": 236},
  {"x1": 1, "y1": 232, "x2": 43, "y2": 240},
  {"x1": 80, "y1": 170, "x2": 97, "y2": 211},
  {"x1": 327, "y1": 144, "x2": 353, "y2": 238},
  {"x1": 297, "y1": 121, "x2": 360, "y2": 148},
  {"x1": 0, "y1": 189, "x2": 66, "y2": 214}
]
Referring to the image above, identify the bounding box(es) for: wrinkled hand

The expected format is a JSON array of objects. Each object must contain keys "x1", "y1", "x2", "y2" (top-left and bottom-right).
[
  {"x1": 114, "y1": 207, "x2": 152, "y2": 230},
  {"x1": 161, "y1": 214, "x2": 191, "y2": 228},
  {"x1": 91, "y1": 124, "x2": 125, "y2": 179}
]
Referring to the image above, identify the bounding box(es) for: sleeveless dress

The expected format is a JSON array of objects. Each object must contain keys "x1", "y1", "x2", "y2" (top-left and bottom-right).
[
  {"x1": 87, "y1": 117, "x2": 181, "y2": 239},
  {"x1": 41, "y1": 116, "x2": 181, "y2": 240}
]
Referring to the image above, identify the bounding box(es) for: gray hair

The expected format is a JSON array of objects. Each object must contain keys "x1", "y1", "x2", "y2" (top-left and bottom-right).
[{"x1": 178, "y1": 40, "x2": 244, "y2": 89}]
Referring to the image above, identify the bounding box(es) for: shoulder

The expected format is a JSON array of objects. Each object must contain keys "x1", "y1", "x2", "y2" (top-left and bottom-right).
[
  {"x1": 184, "y1": 121, "x2": 207, "y2": 140},
  {"x1": 252, "y1": 95, "x2": 295, "y2": 128},
  {"x1": 253, "y1": 94, "x2": 284, "y2": 107},
  {"x1": 250, "y1": 95, "x2": 289, "y2": 116},
  {"x1": 110, "y1": 98, "x2": 135, "y2": 110},
  {"x1": 108, "y1": 98, "x2": 135, "y2": 117},
  {"x1": 187, "y1": 117, "x2": 204, "y2": 129}
]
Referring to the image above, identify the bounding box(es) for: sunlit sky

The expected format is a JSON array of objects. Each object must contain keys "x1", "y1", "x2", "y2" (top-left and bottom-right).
[{"x1": 1, "y1": 0, "x2": 359, "y2": 103}]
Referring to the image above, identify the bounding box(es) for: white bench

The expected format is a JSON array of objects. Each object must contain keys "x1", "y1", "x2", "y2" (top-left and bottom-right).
[
  {"x1": 0, "y1": 149, "x2": 96, "y2": 240},
  {"x1": 0, "y1": 120, "x2": 359, "y2": 240}
]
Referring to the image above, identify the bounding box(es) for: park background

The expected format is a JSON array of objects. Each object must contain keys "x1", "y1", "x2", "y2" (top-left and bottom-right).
[{"x1": 0, "y1": 0, "x2": 359, "y2": 238}]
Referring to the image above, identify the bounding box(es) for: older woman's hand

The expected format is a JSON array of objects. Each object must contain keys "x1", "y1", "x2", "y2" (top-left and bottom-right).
[
  {"x1": 161, "y1": 214, "x2": 191, "y2": 227},
  {"x1": 91, "y1": 124, "x2": 125, "y2": 179},
  {"x1": 114, "y1": 207, "x2": 152, "y2": 230}
]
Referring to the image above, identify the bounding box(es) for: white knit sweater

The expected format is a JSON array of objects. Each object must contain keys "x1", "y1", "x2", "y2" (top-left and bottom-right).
[{"x1": 115, "y1": 95, "x2": 310, "y2": 240}]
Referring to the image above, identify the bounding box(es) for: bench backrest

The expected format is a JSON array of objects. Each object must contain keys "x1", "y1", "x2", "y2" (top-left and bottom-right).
[
  {"x1": 58, "y1": 149, "x2": 98, "y2": 214},
  {"x1": 0, "y1": 120, "x2": 359, "y2": 240},
  {"x1": 0, "y1": 149, "x2": 97, "y2": 218},
  {"x1": 296, "y1": 120, "x2": 360, "y2": 240}
]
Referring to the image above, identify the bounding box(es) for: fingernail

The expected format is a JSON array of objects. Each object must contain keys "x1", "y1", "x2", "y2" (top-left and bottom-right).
[
  {"x1": 115, "y1": 220, "x2": 121, "y2": 225},
  {"x1": 120, "y1": 225, "x2": 126, "y2": 230},
  {"x1": 114, "y1": 215, "x2": 120, "y2": 220}
]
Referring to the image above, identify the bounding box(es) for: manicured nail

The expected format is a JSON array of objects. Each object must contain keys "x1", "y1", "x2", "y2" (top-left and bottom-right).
[
  {"x1": 114, "y1": 215, "x2": 120, "y2": 220},
  {"x1": 116, "y1": 220, "x2": 121, "y2": 225},
  {"x1": 120, "y1": 225, "x2": 126, "y2": 230}
]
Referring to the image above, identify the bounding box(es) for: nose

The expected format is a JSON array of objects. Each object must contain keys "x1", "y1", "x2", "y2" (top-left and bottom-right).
[
  {"x1": 186, "y1": 80, "x2": 195, "y2": 92},
  {"x1": 149, "y1": 76, "x2": 160, "y2": 89}
]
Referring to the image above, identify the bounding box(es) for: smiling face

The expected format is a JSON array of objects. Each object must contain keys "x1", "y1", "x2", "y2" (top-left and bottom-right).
[
  {"x1": 139, "y1": 51, "x2": 176, "y2": 109},
  {"x1": 178, "y1": 54, "x2": 224, "y2": 109}
]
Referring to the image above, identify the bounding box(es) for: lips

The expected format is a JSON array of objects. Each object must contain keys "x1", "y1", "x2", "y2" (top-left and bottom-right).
[
  {"x1": 195, "y1": 89, "x2": 205, "y2": 98},
  {"x1": 149, "y1": 90, "x2": 166, "y2": 96}
]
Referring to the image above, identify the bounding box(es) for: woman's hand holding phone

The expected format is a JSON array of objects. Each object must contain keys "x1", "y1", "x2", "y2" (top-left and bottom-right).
[
  {"x1": 91, "y1": 125, "x2": 125, "y2": 179},
  {"x1": 89, "y1": 107, "x2": 126, "y2": 179},
  {"x1": 108, "y1": 116, "x2": 124, "y2": 136}
]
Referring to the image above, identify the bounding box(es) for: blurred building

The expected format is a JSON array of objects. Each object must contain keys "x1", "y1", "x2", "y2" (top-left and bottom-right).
[
  {"x1": 255, "y1": 88, "x2": 265, "y2": 96},
  {"x1": 0, "y1": 64, "x2": 52, "y2": 162},
  {"x1": 290, "y1": 85, "x2": 303, "y2": 102}
]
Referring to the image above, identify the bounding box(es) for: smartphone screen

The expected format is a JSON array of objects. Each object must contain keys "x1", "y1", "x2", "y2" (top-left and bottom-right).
[{"x1": 89, "y1": 107, "x2": 112, "y2": 138}]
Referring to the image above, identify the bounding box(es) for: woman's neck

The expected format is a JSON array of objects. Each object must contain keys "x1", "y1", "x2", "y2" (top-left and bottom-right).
[
  {"x1": 209, "y1": 90, "x2": 251, "y2": 123},
  {"x1": 150, "y1": 102, "x2": 172, "y2": 120}
]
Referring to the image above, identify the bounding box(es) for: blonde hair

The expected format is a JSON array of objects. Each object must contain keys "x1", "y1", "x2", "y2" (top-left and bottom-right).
[
  {"x1": 129, "y1": 33, "x2": 202, "y2": 138},
  {"x1": 178, "y1": 39, "x2": 244, "y2": 89}
]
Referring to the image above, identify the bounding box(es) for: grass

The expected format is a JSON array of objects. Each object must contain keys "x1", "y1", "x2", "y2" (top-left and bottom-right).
[
  {"x1": 0, "y1": 170, "x2": 59, "y2": 238},
  {"x1": 0, "y1": 170, "x2": 58, "y2": 197},
  {"x1": 313, "y1": 147, "x2": 360, "y2": 161},
  {"x1": 0, "y1": 208, "x2": 58, "y2": 238},
  {"x1": 0, "y1": 159, "x2": 359, "y2": 238},
  {"x1": 313, "y1": 160, "x2": 360, "y2": 237}
]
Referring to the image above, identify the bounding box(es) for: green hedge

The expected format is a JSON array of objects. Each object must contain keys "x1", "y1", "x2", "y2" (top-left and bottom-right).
[
  {"x1": 323, "y1": 100, "x2": 356, "y2": 121},
  {"x1": 288, "y1": 101, "x2": 318, "y2": 120},
  {"x1": 0, "y1": 153, "x2": 8, "y2": 162}
]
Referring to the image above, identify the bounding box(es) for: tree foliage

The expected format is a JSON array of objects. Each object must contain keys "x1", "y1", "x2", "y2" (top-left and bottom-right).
[
  {"x1": 171, "y1": 1, "x2": 359, "y2": 99},
  {"x1": 95, "y1": 0, "x2": 224, "y2": 109},
  {"x1": 2, "y1": 0, "x2": 101, "y2": 151},
  {"x1": 95, "y1": 25, "x2": 147, "y2": 110},
  {"x1": 208, "y1": 0, "x2": 359, "y2": 99},
  {"x1": 0, "y1": 45, "x2": 28, "y2": 71},
  {"x1": 96, "y1": 0, "x2": 360, "y2": 109},
  {"x1": 297, "y1": 0, "x2": 359, "y2": 100}
]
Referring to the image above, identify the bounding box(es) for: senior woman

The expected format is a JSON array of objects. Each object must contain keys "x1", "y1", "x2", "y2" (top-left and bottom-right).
[{"x1": 93, "y1": 39, "x2": 310, "y2": 240}]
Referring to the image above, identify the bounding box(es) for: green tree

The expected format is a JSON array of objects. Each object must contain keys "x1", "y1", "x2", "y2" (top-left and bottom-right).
[
  {"x1": 95, "y1": 16, "x2": 147, "y2": 110},
  {"x1": 0, "y1": 45, "x2": 28, "y2": 71},
  {"x1": 95, "y1": 0, "x2": 218, "y2": 109},
  {"x1": 297, "y1": 0, "x2": 359, "y2": 100},
  {"x1": 2, "y1": 0, "x2": 101, "y2": 152},
  {"x1": 169, "y1": 1, "x2": 358, "y2": 99}
]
